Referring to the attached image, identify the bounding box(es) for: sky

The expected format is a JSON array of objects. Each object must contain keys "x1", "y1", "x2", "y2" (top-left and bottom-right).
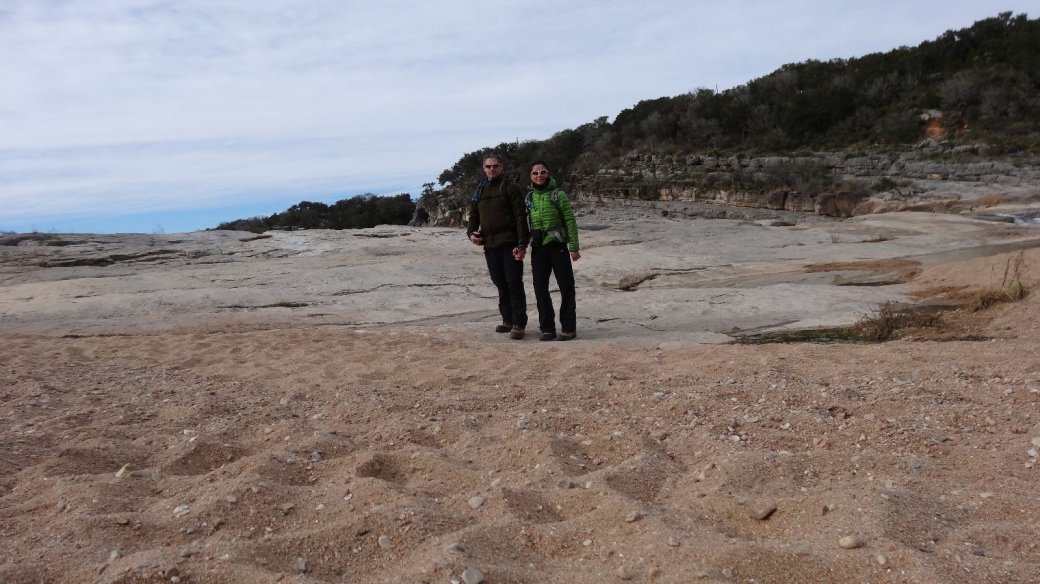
[{"x1": 1, "y1": 1, "x2": 1037, "y2": 234}]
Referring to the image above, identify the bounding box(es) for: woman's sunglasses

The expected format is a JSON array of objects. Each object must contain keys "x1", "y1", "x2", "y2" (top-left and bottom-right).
[{"x1": 530, "y1": 169, "x2": 549, "y2": 176}]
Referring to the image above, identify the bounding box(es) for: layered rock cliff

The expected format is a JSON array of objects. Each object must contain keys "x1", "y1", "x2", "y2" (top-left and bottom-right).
[{"x1": 417, "y1": 143, "x2": 1040, "y2": 227}]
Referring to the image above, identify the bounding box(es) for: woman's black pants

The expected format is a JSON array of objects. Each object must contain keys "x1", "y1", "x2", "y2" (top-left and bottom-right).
[{"x1": 531, "y1": 242, "x2": 576, "y2": 334}]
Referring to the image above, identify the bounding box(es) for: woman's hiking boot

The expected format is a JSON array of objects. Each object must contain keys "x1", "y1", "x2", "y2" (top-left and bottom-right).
[{"x1": 509, "y1": 326, "x2": 525, "y2": 340}]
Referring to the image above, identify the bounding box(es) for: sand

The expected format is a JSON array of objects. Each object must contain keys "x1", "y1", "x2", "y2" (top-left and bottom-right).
[{"x1": 2, "y1": 209, "x2": 1040, "y2": 583}]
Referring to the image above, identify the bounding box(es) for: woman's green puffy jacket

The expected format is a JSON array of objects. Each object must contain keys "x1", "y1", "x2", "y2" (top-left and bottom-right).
[{"x1": 526, "y1": 178, "x2": 579, "y2": 252}]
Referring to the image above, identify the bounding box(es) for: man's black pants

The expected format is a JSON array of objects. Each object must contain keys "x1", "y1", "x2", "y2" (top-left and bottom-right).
[
  {"x1": 531, "y1": 242, "x2": 576, "y2": 334},
  {"x1": 485, "y1": 245, "x2": 527, "y2": 328}
]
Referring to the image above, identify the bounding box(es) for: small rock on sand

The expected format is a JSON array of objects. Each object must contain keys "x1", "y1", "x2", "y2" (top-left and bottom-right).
[
  {"x1": 461, "y1": 567, "x2": 485, "y2": 584},
  {"x1": 751, "y1": 504, "x2": 777, "y2": 520},
  {"x1": 839, "y1": 535, "x2": 865, "y2": 549},
  {"x1": 468, "y1": 496, "x2": 486, "y2": 509},
  {"x1": 378, "y1": 535, "x2": 392, "y2": 549}
]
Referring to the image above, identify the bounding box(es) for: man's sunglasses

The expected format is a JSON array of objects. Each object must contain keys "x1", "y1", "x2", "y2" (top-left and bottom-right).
[{"x1": 484, "y1": 164, "x2": 502, "y2": 169}]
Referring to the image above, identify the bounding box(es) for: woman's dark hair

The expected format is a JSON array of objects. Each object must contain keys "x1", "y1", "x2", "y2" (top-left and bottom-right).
[{"x1": 529, "y1": 159, "x2": 550, "y2": 173}]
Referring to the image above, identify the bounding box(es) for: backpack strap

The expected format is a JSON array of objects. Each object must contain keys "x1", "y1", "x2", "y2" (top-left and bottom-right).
[{"x1": 471, "y1": 178, "x2": 489, "y2": 204}]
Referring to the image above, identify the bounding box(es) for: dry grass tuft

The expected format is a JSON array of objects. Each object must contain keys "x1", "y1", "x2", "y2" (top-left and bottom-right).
[
  {"x1": 618, "y1": 273, "x2": 657, "y2": 291},
  {"x1": 970, "y1": 252, "x2": 1029, "y2": 312},
  {"x1": 976, "y1": 193, "x2": 1006, "y2": 208},
  {"x1": 805, "y1": 259, "x2": 920, "y2": 273},
  {"x1": 865, "y1": 233, "x2": 892, "y2": 243},
  {"x1": 852, "y1": 302, "x2": 943, "y2": 342}
]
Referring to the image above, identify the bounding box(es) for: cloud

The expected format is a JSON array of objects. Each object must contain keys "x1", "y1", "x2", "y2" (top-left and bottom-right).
[{"x1": 0, "y1": 0, "x2": 1033, "y2": 231}]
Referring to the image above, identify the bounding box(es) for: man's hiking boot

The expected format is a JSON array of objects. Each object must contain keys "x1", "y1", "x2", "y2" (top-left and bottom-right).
[
  {"x1": 509, "y1": 326, "x2": 525, "y2": 340},
  {"x1": 495, "y1": 323, "x2": 512, "y2": 333},
  {"x1": 558, "y1": 332, "x2": 576, "y2": 341},
  {"x1": 539, "y1": 331, "x2": 557, "y2": 342}
]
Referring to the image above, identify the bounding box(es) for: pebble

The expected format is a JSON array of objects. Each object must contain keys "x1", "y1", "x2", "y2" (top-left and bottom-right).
[
  {"x1": 617, "y1": 566, "x2": 636, "y2": 580},
  {"x1": 292, "y1": 557, "x2": 307, "y2": 573},
  {"x1": 763, "y1": 452, "x2": 776, "y2": 462},
  {"x1": 108, "y1": 550, "x2": 122, "y2": 562},
  {"x1": 583, "y1": 539, "x2": 593, "y2": 547},
  {"x1": 172, "y1": 505, "x2": 190, "y2": 518},
  {"x1": 624, "y1": 510, "x2": 642, "y2": 523},
  {"x1": 667, "y1": 537, "x2": 680, "y2": 547},
  {"x1": 910, "y1": 462, "x2": 923, "y2": 470},
  {"x1": 226, "y1": 495, "x2": 237, "y2": 504},
  {"x1": 378, "y1": 535, "x2": 392, "y2": 549},
  {"x1": 468, "y1": 496, "x2": 486, "y2": 509},
  {"x1": 445, "y1": 542, "x2": 466, "y2": 553},
  {"x1": 311, "y1": 451, "x2": 322, "y2": 462},
  {"x1": 839, "y1": 535, "x2": 865, "y2": 549},
  {"x1": 116, "y1": 517, "x2": 129, "y2": 525},
  {"x1": 162, "y1": 566, "x2": 180, "y2": 579},
  {"x1": 115, "y1": 464, "x2": 130, "y2": 478},
  {"x1": 461, "y1": 567, "x2": 485, "y2": 584},
  {"x1": 1032, "y1": 437, "x2": 1040, "y2": 448},
  {"x1": 151, "y1": 469, "x2": 163, "y2": 482},
  {"x1": 876, "y1": 554, "x2": 888, "y2": 566},
  {"x1": 751, "y1": 504, "x2": 777, "y2": 520},
  {"x1": 517, "y1": 420, "x2": 527, "y2": 429}
]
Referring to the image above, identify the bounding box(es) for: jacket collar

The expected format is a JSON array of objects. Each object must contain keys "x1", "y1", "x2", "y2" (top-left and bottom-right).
[{"x1": 530, "y1": 177, "x2": 557, "y2": 193}]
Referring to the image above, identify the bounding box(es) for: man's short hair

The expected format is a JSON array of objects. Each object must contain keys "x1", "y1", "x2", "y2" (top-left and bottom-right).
[{"x1": 484, "y1": 153, "x2": 504, "y2": 166}]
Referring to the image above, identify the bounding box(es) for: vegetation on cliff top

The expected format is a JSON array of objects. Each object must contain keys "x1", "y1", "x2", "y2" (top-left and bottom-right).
[
  {"x1": 214, "y1": 193, "x2": 414, "y2": 233},
  {"x1": 436, "y1": 12, "x2": 1040, "y2": 196}
]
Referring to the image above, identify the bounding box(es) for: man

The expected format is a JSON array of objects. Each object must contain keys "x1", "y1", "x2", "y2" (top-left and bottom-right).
[{"x1": 466, "y1": 154, "x2": 530, "y2": 339}]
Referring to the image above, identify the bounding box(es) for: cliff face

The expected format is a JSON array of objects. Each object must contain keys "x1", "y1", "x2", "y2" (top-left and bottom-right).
[{"x1": 418, "y1": 144, "x2": 1040, "y2": 226}]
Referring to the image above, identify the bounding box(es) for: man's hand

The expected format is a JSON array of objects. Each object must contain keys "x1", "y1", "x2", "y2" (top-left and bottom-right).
[
  {"x1": 570, "y1": 251, "x2": 581, "y2": 261},
  {"x1": 513, "y1": 247, "x2": 526, "y2": 261},
  {"x1": 469, "y1": 233, "x2": 484, "y2": 246}
]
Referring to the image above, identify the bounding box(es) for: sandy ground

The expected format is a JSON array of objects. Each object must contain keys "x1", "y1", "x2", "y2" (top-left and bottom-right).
[{"x1": 1, "y1": 209, "x2": 1040, "y2": 583}]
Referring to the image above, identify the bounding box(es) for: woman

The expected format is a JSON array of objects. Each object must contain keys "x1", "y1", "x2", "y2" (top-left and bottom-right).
[{"x1": 526, "y1": 160, "x2": 580, "y2": 341}]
